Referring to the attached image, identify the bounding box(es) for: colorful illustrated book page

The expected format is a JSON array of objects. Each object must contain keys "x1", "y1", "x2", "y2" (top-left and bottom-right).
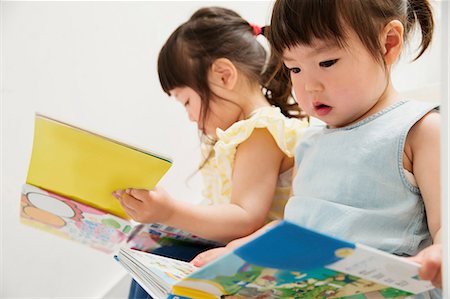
[
  {"x1": 116, "y1": 221, "x2": 435, "y2": 299},
  {"x1": 143, "y1": 223, "x2": 221, "y2": 247},
  {"x1": 20, "y1": 184, "x2": 221, "y2": 254},
  {"x1": 20, "y1": 184, "x2": 160, "y2": 253}
]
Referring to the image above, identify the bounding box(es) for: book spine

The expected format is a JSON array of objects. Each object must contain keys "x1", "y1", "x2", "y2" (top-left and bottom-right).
[{"x1": 171, "y1": 286, "x2": 219, "y2": 299}]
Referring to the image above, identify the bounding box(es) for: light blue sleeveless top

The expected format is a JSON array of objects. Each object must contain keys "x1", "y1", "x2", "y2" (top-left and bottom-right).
[{"x1": 285, "y1": 100, "x2": 441, "y2": 298}]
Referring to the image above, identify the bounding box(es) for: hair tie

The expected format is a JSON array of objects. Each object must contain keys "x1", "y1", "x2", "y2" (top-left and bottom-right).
[{"x1": 250, "y1": 23, "x2": 262, "y2": 36}]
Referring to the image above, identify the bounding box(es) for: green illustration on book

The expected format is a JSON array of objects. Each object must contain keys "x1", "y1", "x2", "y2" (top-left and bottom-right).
[
  {"x1": 116, "y1": 221, "x2": 435, "y2": 299},
  {"x1": 20, "y1": 114, "x2": 219, "y2": 253}
]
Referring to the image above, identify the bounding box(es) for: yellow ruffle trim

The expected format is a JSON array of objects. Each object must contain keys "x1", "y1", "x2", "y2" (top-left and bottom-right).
[{"x1": 201, "y1": 106, "x2": 308, "y2": 205}]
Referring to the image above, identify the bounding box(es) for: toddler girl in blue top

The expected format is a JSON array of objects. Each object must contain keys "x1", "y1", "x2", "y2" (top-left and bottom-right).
[{"x1": 194, "y1": 0, "x2": 442, "y2": 297}]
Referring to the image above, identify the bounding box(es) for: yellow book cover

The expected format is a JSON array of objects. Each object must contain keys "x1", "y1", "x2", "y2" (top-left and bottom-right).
[{"x1": 26, "y1": 114, "x2": 172, "y2": 220}]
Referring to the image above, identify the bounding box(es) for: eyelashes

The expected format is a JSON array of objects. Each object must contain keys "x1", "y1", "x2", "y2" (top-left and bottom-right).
[
  {"x1": 287, "y1": 59, "x2": 339, "y2": 75},
  {"x1": 319, "y1": 59, "x2": 338, "y2": 68}
]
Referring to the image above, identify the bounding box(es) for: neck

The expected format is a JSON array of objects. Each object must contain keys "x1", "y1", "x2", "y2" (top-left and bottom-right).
[
  {"x1": 239, "y1": 83, "x2": 271, "y2": 119},
  {"x1": 370, "y1": 80, "x2": 402, "y2": 114},
  {"x1": 351, "y1": 80, "x2": 402, "y2": 127}
]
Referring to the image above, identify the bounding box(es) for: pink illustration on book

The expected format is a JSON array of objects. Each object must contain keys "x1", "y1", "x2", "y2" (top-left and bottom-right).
[
  {"x1": 20, "y1": 184, "x2": 220, "y2": 255},
  {"x1": 20, "y1": 184, "x2": 160, "y2": 254}
]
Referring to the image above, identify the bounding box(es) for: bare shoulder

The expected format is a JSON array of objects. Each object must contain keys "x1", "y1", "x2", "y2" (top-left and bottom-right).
[
  {"x1": 237, "y1": 128, "x2": 279, "y2": 151},
  {"x1": 408, "y1": 112, "x2": 441, "y2": 145},
  {"x1": 234, "y1": 128, "x2": 286, "y2": 169},
  {"x1": 407, "y1": 111, "x2": 440, "y2": 149}
]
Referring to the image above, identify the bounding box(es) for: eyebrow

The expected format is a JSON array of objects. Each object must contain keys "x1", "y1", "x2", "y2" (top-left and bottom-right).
[
  {"x1": 283, "y1": 44, "x2": 338, "y2": 62},
  {"x1": 283, "y1": 55, "x2": 297, "y2": 62}
]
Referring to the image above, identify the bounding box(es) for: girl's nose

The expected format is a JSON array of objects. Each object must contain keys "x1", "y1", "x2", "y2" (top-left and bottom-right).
[
  {"x1": 304, "y1": 77, "x2": 324, "y2": 93},
  {"x1": 188, "y1": 111, "x2": 198, "y2": 123}
]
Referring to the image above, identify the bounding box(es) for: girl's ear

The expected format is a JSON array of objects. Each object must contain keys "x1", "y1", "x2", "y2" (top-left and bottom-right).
[
  {"x1": 209, "y1": 58, "x2": 238, "y2": 90},
  {"x1": 380, "y1": 20, "x2": 404, "y2": 65}
]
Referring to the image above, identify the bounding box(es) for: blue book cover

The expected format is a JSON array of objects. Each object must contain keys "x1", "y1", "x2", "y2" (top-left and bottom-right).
[{"x1": 117, "y1": 221, "x2": 435, "y2": 299}]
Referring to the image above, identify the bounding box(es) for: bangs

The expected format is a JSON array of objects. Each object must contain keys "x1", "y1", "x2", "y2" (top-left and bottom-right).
[
  {"x1": 270, "y1": 0, "x2": 386, "y2": 63},
  {"x1": 157, "y1": 28, "x2": 202, "y2": 95},
  {"x1": 270, "y1": 0, "x2": 348, "y2": 54},
  {"x1": 158, "y1": 45, "x2": 180, "y2": 95}
]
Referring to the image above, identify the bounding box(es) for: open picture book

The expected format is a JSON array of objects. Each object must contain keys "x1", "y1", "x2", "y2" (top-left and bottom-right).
[
  {"x1": 116, "y1": 220, "x2": 435, "y2": 299},
  {"x1": 20, "y1": 114, "x2": 220, "y2": 253}
]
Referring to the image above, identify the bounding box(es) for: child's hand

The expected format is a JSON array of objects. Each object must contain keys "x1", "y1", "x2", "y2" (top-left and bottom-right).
[
  {"x1": 408, "y1": 244, "x2": 442, "y2": 288},
  {"x1": 112, "y1": 186, "x2": 175, "y2": 224},
  {"x1": 190, "y1": 221, "x2": 280, "y2": 267},
  {"x1": 191, "y1": 247, "x2": 232, "y2": 267}
]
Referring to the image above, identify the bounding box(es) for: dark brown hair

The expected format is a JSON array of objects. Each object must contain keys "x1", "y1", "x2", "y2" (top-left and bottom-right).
[
  {"x1": 269, "y1": 0, "x2": 434, "y2": 63},
  {"x1": 158, "y1": 6, "x2": 303, "y2": 128}
]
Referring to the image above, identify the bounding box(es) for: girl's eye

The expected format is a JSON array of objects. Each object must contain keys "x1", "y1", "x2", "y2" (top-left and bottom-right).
[
  {"x1": 319, "y1": 59, "x2": 338, "y2": 68},
  {"x1": 289, "y1": 67, "x2": 301, "y2": 74}
]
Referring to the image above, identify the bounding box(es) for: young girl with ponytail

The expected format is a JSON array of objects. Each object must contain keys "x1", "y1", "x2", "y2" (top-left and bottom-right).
[{"x1": 114, "y1": 6, "x2": 308, "y2": 299}]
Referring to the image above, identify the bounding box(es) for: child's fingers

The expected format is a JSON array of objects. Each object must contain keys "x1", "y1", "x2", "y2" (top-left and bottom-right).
[
  {"x1": 410, "y1": 245, "x2": 442, "y2": 288},
  {"x1": 407, "y1": 250, "x2": 424, "y2": 264},
  {"x1": 111, "y1": 190, "x2": 137, "y2": 218},
  {"x1": 191, "y1": 247, "x2": 231, "y2": 267},
  {"x1": 113, "y1": 188, "x2": 164, "y2": 222},
  {"x1": 112, "y1": 190, "x2": 141, "y2": 215},
  {"x1": 120, "y1": 192, "x2": 144, "y2": 211},
  {"x1": 127, "y1": 188, "x2": 151, "y2": 202},
  {"x1": 112, "y1": 189, "x2": 125, "y2": 200},
  {"x1": 121, "y1": 205, "x2": 137, "y2": 219},
  {"x1": 431, "y1": 271, "x2": 442, "y2": 289},
  {"x1": 419, "y1": 251, "x2": 442, "y2": 287}
]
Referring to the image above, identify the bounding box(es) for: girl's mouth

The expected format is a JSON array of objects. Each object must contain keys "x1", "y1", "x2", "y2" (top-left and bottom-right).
[{"x1": 313, "y1": 103, "x2": 332, "y2": 116}]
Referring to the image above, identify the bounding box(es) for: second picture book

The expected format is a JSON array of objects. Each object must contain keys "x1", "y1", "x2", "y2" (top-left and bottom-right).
[{"x1": 116, "y1": 221, "x2": 435, "y2": 299}]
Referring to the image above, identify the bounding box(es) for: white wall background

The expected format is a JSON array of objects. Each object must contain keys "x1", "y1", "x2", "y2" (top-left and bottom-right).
[{"x1": 0, "y1": 1, "x2": 446, "y2": 298}]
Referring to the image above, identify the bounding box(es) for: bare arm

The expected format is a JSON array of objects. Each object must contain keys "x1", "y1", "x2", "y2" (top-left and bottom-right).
[
  {"x1": 406, "y1": 111, "x2": 442, "y2": 288},
  {"x1": 407, "y1": 111, "x2": 441, "y2": 242},
  {"x1": 115, "y1": 128, "x2": 289, "y2": 243}
]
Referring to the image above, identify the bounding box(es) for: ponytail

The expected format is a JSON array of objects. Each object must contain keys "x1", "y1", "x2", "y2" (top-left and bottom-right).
[{"x1": 406, "y1": 0, "x2": 434, "y2": 60}]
